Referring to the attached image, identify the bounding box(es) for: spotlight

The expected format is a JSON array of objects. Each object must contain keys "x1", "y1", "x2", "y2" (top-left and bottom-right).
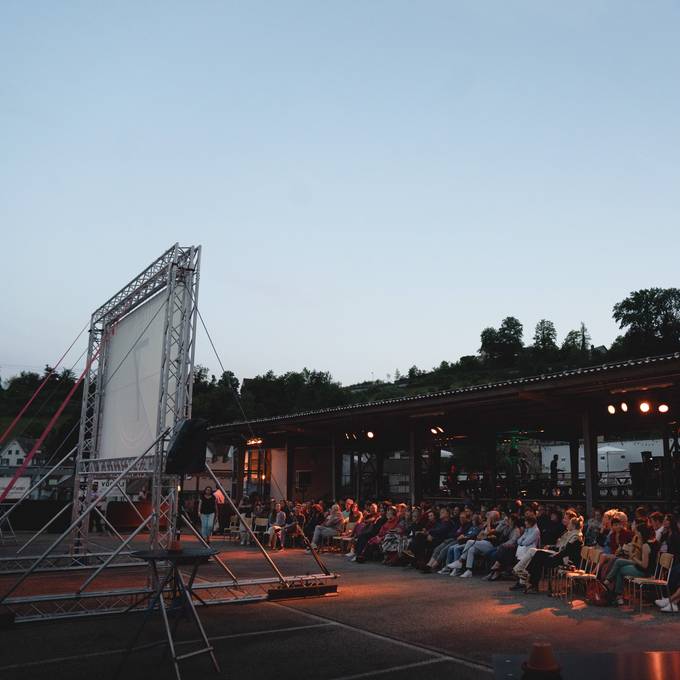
[
  {"x1": 366, "y1": 431, "x2": 375, "y2": 439},
  {"x1": 607, "y1": 405, "x2": 616, "y2": 415},
  {"x1": 639, "y1": 401, "x2": 651, "y2": 413},
  {"x1": 436, "y1": 426, "x2": 444, "y2": 433},
  {"x1": 430, "y1": 427, "x2": 438, "y2": 435},
  {"x1": 620, "y1": 402, "x2": 628, "y2": 413},
  {"x1": 658, "y1": 404, "x2": 670, "y2": 414}
]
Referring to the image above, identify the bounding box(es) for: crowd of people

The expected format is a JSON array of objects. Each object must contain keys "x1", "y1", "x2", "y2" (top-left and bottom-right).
[{"x1": 210, "y1": 488, "x2": 680, "y2": 612}]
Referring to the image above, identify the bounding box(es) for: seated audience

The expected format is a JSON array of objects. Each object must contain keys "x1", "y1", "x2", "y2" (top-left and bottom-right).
[
  {"x1": 522, "y1": 515, "x2": 584, "y2": 594},
  {"x1": 309, "y1": 504, "x2": 344, "y2": 550},
  {"x1": 604, "y1": 522, "x2": 658, "y2": 605}
]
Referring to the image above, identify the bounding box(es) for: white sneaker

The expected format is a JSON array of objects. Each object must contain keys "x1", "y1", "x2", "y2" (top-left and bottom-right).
[
  {"x1": 450, "y1": 568, "x2": 461, "y2": 577},
  {"x1": 661, "y1": 603, "x2": 679, "y2": 613},
  {"x1": 345, "y1": 551, "x2": 355, "y2": 559},
  {"x1": 449, "y1": 560, "x2": 462, "y2": 570},
  {"x1": 460, "y1": 569, "x2": 473, "y2": 578},
  {"x1": 438, "y1": 568, "x2": 451, "y2": 575},
  {"x1": 655, "y1": 598, "x2": 670, "y2": 608},
  {"x1": 350, "y1": 555, "x2": 357, "y2": 562}
]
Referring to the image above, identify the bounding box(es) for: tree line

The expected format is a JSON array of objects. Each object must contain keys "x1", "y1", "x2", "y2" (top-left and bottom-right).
[{"x1": 2, "y1": 287, "x2": 680, "y2": 449}]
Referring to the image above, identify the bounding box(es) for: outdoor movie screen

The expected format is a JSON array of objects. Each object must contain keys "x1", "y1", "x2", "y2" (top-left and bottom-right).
[{"x1": 97, "y1": 292, "x2": 167, "y2": 460}]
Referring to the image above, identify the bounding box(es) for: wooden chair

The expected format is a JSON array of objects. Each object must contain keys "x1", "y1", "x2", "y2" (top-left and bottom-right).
[
  {"x1": 564, "y1": 546, "x2": 601, "y2": 602},
  {"x1": 226, "y1": 515, "x2": 240, "y2": 541},
  {"x1": 551, "y1": 545, "x2": 588, "y2": 598},
  {"x1": 332, "y1": 522, "x2": 356, "y2": 552},
  {"x1": 252, "y1": 517, "x2": 269, "y2": 543},
  {"x1": 630, "y1": 552, "x2": 674, "y2": 613}
]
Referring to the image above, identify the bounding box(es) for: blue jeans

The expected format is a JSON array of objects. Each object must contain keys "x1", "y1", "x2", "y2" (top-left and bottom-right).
[
  {"x1": 446, "y1": 543, "x2": 466, "y2": 565},
  {"x1": 200, "y1": 513, "x2": 215, "y2": 539},
  {"x1": 464, "y1": 540, "x2": 496, "y2": 569}
]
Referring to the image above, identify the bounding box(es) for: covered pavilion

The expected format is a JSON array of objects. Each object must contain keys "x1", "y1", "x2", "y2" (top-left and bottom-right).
[{"x1": 208, "y1": 353, "x2": 680, "y2": 513}]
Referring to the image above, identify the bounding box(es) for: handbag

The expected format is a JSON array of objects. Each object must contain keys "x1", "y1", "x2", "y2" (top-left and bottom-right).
[{"x1": 586, "y1": 579, "x2": 613, "y2": 606}]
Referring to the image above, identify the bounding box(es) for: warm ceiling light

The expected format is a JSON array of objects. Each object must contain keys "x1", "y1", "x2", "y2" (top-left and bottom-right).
[
  {"x1": 639, "y1": 401, "x2": 651, "y2": 413},
  {"x1": 620, "y1": 402, "x2": 628, "y2": 413},
  {"x1": 658, "y1": 404, "x2": 670, "y2": 414},
  {"x1": 430, "y1": 427, "x2": 438, "y2": 435},
  {"x1": 366, "y1": 431, "x2": 375, "y2": 439},
  {"x1": 436, "y1": 426, "x2": 444, "y2": 433},
  {"x1": 607, "y1": 405, "x2": 616, "y2": 415}
]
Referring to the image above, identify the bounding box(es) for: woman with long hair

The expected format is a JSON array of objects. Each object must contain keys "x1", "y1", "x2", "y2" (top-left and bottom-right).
[
  {"x1": 197, "y1": 486, "x2": 216, "y2": 542},
  {"x1": 604, "y1": 522, "x2": 658, "y2": 606}
]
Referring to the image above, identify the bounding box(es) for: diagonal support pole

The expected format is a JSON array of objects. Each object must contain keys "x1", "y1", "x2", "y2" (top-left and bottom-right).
[
  {"x1": 205, "y1": 465, "x2": 287, "y2": 585},
  {"x1": 77, "y1": 513, "x2": 155, "y2": 593},
  {"x1": 178, "y1": 511, "x2": 239, "y2": 583}
]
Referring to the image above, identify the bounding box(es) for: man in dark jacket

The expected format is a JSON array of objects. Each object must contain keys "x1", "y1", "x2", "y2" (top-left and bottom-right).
[{"x1": 414, "y1": 507, "x2": 456, "y2": 571}]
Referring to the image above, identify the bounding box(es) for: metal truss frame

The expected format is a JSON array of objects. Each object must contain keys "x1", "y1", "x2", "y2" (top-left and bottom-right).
[
  {"x1": 0, "y1": 244, "x2": 338, "y2": 623},
  {"x1": 71, "y1": 243, "x2": 201, "y2": 554}
]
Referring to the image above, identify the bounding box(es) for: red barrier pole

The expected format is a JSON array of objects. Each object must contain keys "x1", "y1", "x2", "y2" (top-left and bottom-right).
[
  {"x1": 0, "y1": 343, "x2": 100, "y2": 504},
  {"x1": 0, "y1": 323, "x2": 87, "y2": 447}
]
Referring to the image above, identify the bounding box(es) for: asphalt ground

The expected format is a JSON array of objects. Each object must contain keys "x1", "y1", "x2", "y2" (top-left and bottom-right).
[{"x1": 1, "y1": 538, "x2": 680, "y2": 680}]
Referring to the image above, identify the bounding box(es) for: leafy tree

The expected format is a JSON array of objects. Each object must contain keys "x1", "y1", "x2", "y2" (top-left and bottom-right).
[
  {"x1": 480, "y1": 317, "x2": 524, "y2": 366},
  {"x1": 612, "y1": 288, "x2": 680, "y2": 355},
  {"x1": 533, "y1": 319, "x2": 557, "y2": 353},
  {"x1": 407, "y1": 365, "x2": 424, "y2": 379},
  {"x1": 561, "y1": 329, "x2": 581, "y2": 352}
]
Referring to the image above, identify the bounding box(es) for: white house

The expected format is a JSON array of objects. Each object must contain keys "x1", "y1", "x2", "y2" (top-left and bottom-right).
[{"x1": 0, "y1": 437, "x2": 40, "y2": 467}]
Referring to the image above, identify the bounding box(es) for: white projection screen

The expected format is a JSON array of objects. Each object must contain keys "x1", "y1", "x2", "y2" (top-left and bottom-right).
[{"x1": 97, "y1": 292, "x2": 167, "y2": 459}]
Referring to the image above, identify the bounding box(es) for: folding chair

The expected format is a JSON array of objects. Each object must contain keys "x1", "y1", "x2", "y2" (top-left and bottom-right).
[
  {"x1": 552, "y1": 545, "x2": 588, "y2": 598},
  {"x1": 630, "y1": 552, "x2": 674, "y2": 613},
  {"x1": 252, "y1": 517, "x2": 269, "y2": 543},
  {"x1": 564, "y1": 546, "x2": 601, "y2": 602},
  {"x1": 332, "y1": 522, "x2": 356, "y2": 553},
  {"x1": 226, "y1": 515, "x2": 240, "y2": 541}
]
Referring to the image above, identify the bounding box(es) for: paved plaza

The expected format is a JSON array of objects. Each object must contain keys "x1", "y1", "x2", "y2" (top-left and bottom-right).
[{"x1": 1, "y1": 540, "x2": 680, "y2": 679}]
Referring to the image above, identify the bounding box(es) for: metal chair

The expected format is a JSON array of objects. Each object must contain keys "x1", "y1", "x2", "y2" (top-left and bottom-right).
[{"x1": 630, "y1": 552, "x2": 674, "y2": 613}]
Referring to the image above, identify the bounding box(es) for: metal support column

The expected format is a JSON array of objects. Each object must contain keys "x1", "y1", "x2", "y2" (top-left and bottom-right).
[
  {"x1": 286, "y1": 442, "x2": 296, "y2": 500},
  {"x1": 582, "y1": 412, "x2": 599, "y2": 516},
  {"x1": 409, "y1": 429, "x2": 421, "y2": 506},
  {"x1": 662, "y1": 424, "x2": 674, "y2": 508},
  {"x1": 330, "y1": 435, "x2": 338, "y2": 502},
  {"x1": 569, "y1": 439, "x2": 580, "y2": 497}
]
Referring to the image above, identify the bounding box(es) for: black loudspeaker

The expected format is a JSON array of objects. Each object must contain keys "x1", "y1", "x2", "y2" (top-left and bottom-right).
[{"x1": 165, "y1": 418, "x2": 208, "y2": 474}]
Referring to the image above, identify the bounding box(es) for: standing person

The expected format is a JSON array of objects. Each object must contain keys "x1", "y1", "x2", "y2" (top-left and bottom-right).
[
  {"x1": 213, "y1": 486, "x2": 226, "y2": 534},
  {"x1": 198, "y1": 486, "x2": 217, "y2": 542},
  {"x1": 550, "y1": 455, "x2": 560, "y2": 489}
]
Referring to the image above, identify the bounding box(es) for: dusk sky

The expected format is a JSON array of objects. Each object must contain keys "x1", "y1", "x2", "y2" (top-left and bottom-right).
[{"x1": 2, "y1": 2, "x2": 679, "y2": 386}]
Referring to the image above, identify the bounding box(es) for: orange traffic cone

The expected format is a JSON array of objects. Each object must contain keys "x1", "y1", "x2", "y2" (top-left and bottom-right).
[{"x1": 522, "y1": 642, "x2": 561, "y2": 677}]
